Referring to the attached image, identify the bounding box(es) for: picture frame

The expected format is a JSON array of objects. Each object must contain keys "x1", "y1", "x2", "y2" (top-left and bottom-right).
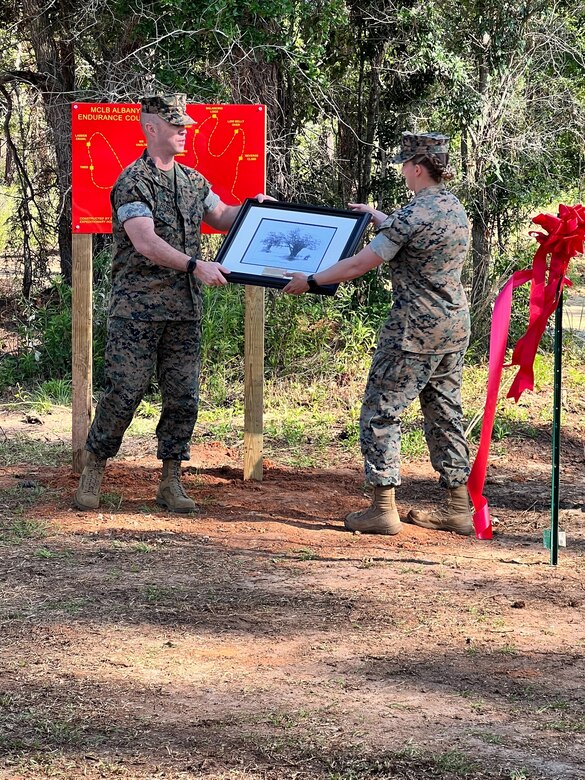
[{"x1": 213, "y1": 199, "x2": 372, "y2": 295}]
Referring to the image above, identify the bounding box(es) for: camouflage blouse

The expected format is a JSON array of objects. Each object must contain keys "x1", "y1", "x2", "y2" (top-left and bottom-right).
[
  {"x1": 109, "y1": 150, "x2": 220, "y2": 321},
  {"x1": 369, "y1": 184, "x2": 470, "y2": 354}
]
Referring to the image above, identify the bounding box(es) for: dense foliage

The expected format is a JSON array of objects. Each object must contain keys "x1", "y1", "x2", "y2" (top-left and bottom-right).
[{"x1": 0, "y1": 0, "x2": 584, "y2": 386}]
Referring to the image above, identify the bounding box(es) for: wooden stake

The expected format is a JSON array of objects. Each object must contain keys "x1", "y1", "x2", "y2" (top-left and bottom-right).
[
  {"x1": 71, "y1": 233, "x2": 93, "y2": 473},
  {"x1": 243, "y1": 285, "x2": 264, "y2": 480}
]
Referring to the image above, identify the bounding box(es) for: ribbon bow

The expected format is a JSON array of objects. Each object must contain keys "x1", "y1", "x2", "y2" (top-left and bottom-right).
[{"x1": 468, "y1": 204, "x2": 585, "y2": 539}]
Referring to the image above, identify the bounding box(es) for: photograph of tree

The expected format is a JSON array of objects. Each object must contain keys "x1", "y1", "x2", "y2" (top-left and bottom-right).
[{"x1": 240, "y1": 219, "x2": 337, "y2": 274}]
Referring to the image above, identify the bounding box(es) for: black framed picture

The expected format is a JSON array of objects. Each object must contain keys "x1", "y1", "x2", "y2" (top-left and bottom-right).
[{"x1": 213, "y1": 199, "x2": 371, "y2": 295}]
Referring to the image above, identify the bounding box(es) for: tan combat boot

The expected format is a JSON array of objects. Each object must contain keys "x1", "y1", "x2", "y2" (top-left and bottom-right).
[
  {"x1": 344, "y1": 486, "x2": 401, "y2": 535},
  {"x1": 75, "y1": 451, "x2": 107, "y2": 510},
  {"x1": 406, "y1": 484, "x2": 474, "y2": 536},
  {"x1": 156, "y1": 459, "x2": 197, "y2": 514}
]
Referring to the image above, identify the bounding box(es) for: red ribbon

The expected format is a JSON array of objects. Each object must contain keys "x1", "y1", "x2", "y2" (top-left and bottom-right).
[{"x1": 467, "y1": 204, "x2": 585, "y2": 539}]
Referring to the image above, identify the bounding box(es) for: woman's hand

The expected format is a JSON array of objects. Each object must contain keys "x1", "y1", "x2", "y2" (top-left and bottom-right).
[
  {"x1": 348, "y1": 202, "x2": 388, "y2": 228},
  {"x1": 254, "y1": 193, "x2": 278, "y2": 203},
  {"x1": 348, "y1": 202, "x2": 373, "y2": 215},
  {"x1": 282, "y1": 273, "x2": 309, "y2": 295}
]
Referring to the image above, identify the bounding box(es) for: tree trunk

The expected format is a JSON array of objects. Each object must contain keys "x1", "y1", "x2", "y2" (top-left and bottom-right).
[
  {"x1": 469, "y1": 202, "x2": 492, "y2": 346},
  {"x1": 22, "y1": 0, "x2": 75, "y2": 284},
  {"x1": 227, "y1": 50, "x2": 293, "y2": 200}
]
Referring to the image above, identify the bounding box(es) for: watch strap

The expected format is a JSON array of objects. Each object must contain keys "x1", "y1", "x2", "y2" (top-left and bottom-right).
[
  {"x1": 186, "y1": 256, "x2": 197, "y2": 274},
  {"x1": 306, "y1": 274, "x2": 319, "y2": 292}
]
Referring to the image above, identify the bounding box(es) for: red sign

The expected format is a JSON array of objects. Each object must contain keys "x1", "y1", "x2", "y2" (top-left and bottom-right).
[{"x1": 71, "y1": 102, "x2": 266, "y2": 234}]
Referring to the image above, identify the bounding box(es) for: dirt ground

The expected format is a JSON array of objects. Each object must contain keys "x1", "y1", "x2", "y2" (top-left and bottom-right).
[{"x1": 1, "y1": 404, "x2": 585, "y2": 780}]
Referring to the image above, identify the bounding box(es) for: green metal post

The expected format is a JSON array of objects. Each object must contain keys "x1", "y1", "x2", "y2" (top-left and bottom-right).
[{"x1": 549, "y1": 291, "x2": 563, "y2": 566}]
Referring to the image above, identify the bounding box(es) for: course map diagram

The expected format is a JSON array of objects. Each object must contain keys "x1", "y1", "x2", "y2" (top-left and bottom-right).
[{"x1": 71, "y1": 103, "x2": 266, "y2": 234}]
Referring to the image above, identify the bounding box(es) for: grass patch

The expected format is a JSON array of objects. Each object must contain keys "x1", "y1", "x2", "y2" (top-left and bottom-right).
[
  {"x1": 469, "y1": 730, "x2": 505, "y2": 745},
  {"x1": 33, "y1": 546, "x2": 61, "y2": 559},
  {"x1": 127, "y1": 415, "x2": 158, "y2": 436},
  {"x1": 0, "y1": 435, "x2": 69, "y2": 467},
  {"x1": 401, "y1": 428, "x2": 427, "y2": 459},
  {"x1": 0, "y1": 517, "x2": 47, "y2": 542},
  {"x1": 111, "y1": 539, "x2": 154, "y2": 553},
  {"x1": 537, "y1": 716, "x2": 585, "y2": 733},
  {"x1": 44, "y1": 597, "x2": 90, "y2": 615},
  {"x1": 144, "y1": 584, "x2": 173, "y2": 603},
  {"x1": 295, "y1": 547, "x2": 319, "y2": 561},
  {"x1": 101, "y1": 491, "x2": 123, "y2": 510},
  {"x1": 135, "y1": 398, "x2": 160, "y2": 418},
  {"x1": 324, "y1": 747, "x2": 486, "y2": 778},
  {"x1": 0, "y1": 484, "x2": 50, "y2": 542},
  {"x1": 25, "y1": 379, "x2": 72, "y2": 412},
  {"x1": 566, "y1": 364, "x2": 585, "y2": 387}
]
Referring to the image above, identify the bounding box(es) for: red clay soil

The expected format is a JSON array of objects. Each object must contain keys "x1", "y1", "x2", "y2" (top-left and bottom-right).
[{"x1": 1, "y1": 429, "x2": 585, "y2": 780}]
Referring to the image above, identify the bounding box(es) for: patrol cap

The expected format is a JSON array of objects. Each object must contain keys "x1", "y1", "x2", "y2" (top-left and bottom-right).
[
  {"x1": 140, "y1": 93, "x2": 194, "y2": 126},
  {"x1": 392, "y1": 132, "x2": 450, "y2": 163}
]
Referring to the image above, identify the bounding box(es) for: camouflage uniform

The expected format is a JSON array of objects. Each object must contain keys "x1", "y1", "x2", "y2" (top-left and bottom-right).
[
  {"x1": 86, "y1": 94, "x2": 220, "y2": 462},
  {"x1": 361, "y1": 142, "x2": 471, "y2": 489}
]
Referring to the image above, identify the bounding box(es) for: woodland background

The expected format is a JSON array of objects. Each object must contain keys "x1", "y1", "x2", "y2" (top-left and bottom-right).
[{"x1": 1, "y1": 0, "x2": 585, "y2": 389}]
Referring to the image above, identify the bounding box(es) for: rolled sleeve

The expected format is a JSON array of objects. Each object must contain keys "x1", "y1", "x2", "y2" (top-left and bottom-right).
[
  {"x1": 370, "y1": 233, "x2": 403, "y2": 262},
  {"x1": 204, "y1": 188, "x2": 220, "y2": 213},
  {"x1": 370, "y1": 211, "x2": 412, "y2": 262},
  {"x1": 117, "y1": 201, "x2": 153, "y2": 224}
]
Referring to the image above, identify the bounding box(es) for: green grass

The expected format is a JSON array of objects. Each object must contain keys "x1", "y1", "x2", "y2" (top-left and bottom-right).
[
  {"x1": 0, "y1": 482, "x2": 50, "y2": 542},
  {"x1": 111, "y1": 539, "x2": 153, "y2": 553},
  {"x1": 469, "y1": 730, "x2": 504, "y2": 745},
  {"x1": 0, "y1": 517, "x2": 47, "y2": 542},
  {"x1": 295, "y1": 547, "x2": 319, "y2": 561},
  {"x1": 0, "y1": 435, "x2": 70, "y2": 467},
  {"x1": 498, "y1": 643, "x2": 519, "y2": 656},
  {"x1": 566, "y1": 364, "x2": 585, "y2": 386},
  {"x1": 135, "y1": 398, "x2": 160, "y2": 418},
  {"x1": 0, "y1": 380, "x2": 73, "y2": 415},
  {"x1": 100, "y1": 491, "x2": 123, "y2": 510},
  {"x1": 537, "y1": 716, "x2": 585, "y2": 733},
  {"x1": 44, "y1": 597, "x2": 90, "y2": 615},
  {"x1": 33, "y1": 546, "x2": 60, "y2": 559},
  {"x1": 144, "y1": 584, "x2": 173, "y2": 603},
  {"x1": 331, "y1": 746, "x2": 485, "y2": 778},
  {"x1": 29, "y1": 379, "x2": 72, "y2": 411},
  {"x1": 127, "y1": 415, "x2": 158, "y2": 436},
  {"x1": 2, "y1": 345, "x2": 583, "y2": 482},
  {"x1": 401, "y1": 428, "x2": 427, "y2": 459}
]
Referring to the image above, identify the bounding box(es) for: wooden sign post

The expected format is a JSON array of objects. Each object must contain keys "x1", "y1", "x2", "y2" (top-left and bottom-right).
[
  {"x1": 243, "y1": 286, "x2": 264, "y2": 480},
  {"x1": 71, "y1": 234, "x2": 93, "y2": 474}
]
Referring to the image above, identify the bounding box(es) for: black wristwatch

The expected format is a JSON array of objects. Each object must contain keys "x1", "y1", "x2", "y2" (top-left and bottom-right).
[
  {"x1": 186, "y1": 256, "x2": 197, "y2": 274},
  {"x1": 306, "y1": 274, "x2": 320, "y2": 292}
]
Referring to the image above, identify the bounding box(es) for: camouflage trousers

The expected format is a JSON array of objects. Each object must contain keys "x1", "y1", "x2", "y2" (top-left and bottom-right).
[
  {"x1": 86, "y1": 317, "x2": 201, "y2": 461},
  {"x1": 360, "y1": 347, "x2": 470, "y2": 489}
]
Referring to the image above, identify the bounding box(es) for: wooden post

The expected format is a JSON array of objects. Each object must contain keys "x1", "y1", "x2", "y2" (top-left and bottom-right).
[
  {"x1": 243, "y1": 285, "x2": 264, "y2": 480},
  {"x1": 71, "y1": 233, "x2": 93, "y2": 473}
]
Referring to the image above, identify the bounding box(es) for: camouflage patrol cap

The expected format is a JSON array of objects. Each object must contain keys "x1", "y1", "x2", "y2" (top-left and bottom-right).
[
  {"x1": 140, "y1": 94, "x2": 194, "y2": 126},
  {"x1": 392, "y1": 132, "x2": 450, "y2": 163}
]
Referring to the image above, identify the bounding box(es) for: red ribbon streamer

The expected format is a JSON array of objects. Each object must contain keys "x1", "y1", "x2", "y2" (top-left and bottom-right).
[{"x1": 467, "y1": 204, "x2": 585, "y2": 540}]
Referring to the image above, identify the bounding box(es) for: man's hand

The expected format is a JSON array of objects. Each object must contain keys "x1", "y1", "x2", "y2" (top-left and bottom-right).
[
  {"x1": 194, "y1": 261, "x2": 230, "y2": 287},
  {"x1": 283, "y1": 273, "x2": 309, "y2": 295}
]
